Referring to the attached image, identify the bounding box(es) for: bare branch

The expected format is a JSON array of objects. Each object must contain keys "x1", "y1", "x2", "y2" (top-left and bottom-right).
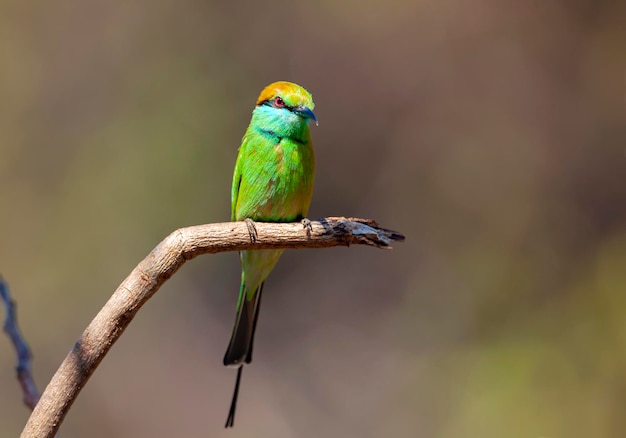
[
  {"x1": 20, "y1": 217, "x2": 405, "y2": 438},
  {"x1": 1, "y1": 277, "x2": 41, "y2": 411}
]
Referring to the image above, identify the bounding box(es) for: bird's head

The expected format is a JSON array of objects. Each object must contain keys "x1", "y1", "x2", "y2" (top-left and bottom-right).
[{"x1": 251, "y1": 81, "x2": 317, "y2": 140}]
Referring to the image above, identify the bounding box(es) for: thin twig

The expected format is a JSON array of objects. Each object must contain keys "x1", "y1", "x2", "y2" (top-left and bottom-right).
[
  {"x1": 1, "y1": 277, "x2": 41, "y2": 410},
  {"x1": 20, "y1": 217, "x2": 405, "y2": 438}
]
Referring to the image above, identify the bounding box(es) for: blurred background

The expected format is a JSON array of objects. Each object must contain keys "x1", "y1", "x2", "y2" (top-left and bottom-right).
[{"x1": 1, "y1": 0, "x2": 625, "y2": 437}]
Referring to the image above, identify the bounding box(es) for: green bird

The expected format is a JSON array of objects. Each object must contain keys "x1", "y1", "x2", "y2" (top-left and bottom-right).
[{"x1": 224, "y1": 81, "x2": 317, "y2": 427}]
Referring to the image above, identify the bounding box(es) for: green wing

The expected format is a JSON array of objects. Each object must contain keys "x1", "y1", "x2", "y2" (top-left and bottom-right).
[{"x1": 231, "y1": 140, "x2": 245, "y2": 221}]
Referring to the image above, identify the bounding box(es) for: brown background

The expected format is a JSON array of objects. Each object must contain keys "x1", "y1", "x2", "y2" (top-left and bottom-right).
[{"x1": 1, "y1": 1, "x2": 625, "y2": 437}]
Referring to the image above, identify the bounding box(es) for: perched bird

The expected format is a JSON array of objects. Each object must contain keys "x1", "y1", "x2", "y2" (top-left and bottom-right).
[{"x1": 224, "y1": 81, "x2": 317, "y2": 427}]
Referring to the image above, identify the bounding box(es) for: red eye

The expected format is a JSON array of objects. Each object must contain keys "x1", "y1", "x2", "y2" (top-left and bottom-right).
[{"x1": 274, "y1": 97, "x2": 285, "y2": 108}]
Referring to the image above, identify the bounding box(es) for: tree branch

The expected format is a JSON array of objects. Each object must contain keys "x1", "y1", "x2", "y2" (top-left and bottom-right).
[
  {"x1": 1, "y1": 277, "x2": 41, "y2": 411},
  {"x1": 20, "y1": 217, "x2": 405, "y2": 438}
]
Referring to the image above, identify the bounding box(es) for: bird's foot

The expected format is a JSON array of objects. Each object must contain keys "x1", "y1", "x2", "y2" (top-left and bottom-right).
[
  {"x1": 244, "y1": 218, "x2": 258, "y2": 242},
  {"x1": 301, "y1": 217, "x2": 312, "y2": 238}
]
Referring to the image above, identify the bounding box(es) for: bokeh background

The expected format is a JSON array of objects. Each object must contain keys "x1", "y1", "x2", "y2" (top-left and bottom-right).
[{"x1": 1, "y1": 1, "x2": 625, "y2": 437}]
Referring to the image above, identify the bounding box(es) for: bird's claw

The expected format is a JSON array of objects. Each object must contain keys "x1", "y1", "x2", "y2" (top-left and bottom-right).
[
  {"x1": 301, "y1": 217, "x2": 312, "y2": 238},
  {"x1": 244, "y1": 218, "x2": 258, "y2": 242}
]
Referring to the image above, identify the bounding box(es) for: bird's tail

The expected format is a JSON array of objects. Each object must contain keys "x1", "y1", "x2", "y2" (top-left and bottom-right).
[{"x1": 224, "y1": 282, "x2": 264, "y2": 427}]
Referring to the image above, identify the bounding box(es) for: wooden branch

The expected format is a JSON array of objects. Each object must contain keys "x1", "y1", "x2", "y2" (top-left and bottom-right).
[
  {"x1": 20, "y1": 217, "x2": 405, "y2": 438},
  {"x1": 1, "y1": 277, "x2": 41, "y2": 411}
]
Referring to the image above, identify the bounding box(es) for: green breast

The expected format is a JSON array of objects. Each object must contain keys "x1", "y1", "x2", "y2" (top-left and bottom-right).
[{"x1": 234, "y1": 133, "x2": 315, "y2": 222}]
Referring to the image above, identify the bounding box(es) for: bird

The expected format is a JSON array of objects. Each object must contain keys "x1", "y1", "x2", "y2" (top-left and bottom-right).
[{"x1": 224, "y1": 81, "x2": 317, "y2": 427}]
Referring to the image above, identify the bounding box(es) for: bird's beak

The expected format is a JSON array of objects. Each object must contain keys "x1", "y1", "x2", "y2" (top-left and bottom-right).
[{"x1": 293, "y1": 106, "x2": 318, "y2": 126}]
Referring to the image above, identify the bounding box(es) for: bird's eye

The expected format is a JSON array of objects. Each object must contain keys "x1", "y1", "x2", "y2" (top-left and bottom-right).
[{"x1": 274, "y1": 97, "x2": 285, "y2": 108}]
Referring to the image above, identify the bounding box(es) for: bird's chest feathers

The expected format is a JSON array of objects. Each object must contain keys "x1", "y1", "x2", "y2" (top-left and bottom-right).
[
  {"x1": 268, "y1": 142, "x2": 284, "y2": 172},
  {"x1": 271, "y1": 142, "x2": 294, "y2": 175},
  {"x1": 240, "y1": 139, "x2": 313, "y2": 219},
  {"x1": 252, "y1": 129, "x2": 306, "y2": 174},
  {"x1": 260, "y1": 141, "x2": 305, "y2": 185}
]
